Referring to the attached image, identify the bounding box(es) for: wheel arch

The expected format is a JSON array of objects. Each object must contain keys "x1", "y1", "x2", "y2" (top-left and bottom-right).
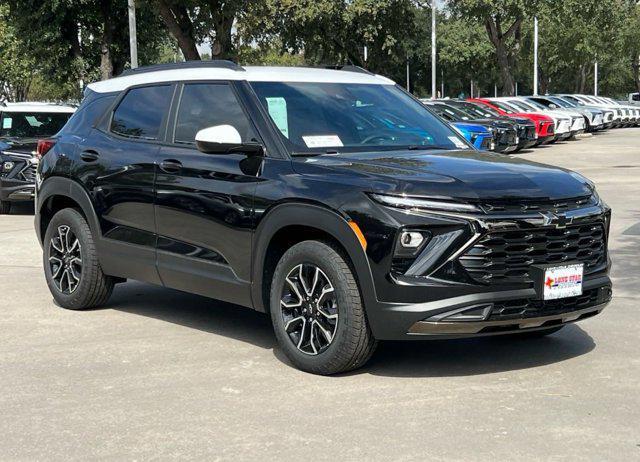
[
  {"x1": 36, "y1": 177, "x2": 101, "y2": 246},
  {"x1": 251, "y1": 202, "x2": 378, "y2": 314}
]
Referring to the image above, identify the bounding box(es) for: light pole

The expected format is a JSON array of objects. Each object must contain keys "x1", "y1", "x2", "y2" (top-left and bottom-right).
[
  {"x1": 594, "y1": 61, "x2": 598, "y2": 96},
  {"x1": 406, "y1": 55, "x2": 410, "y2": 91},
  {"x1": 533, "y1": 16, "x2": 538, "y2": 96},
  {"x1": 128, "y1": 0, "x2": 138, "y2": 69},
  {"x1": 431, "y1": 0, "x2": 436, "y2": 99}
]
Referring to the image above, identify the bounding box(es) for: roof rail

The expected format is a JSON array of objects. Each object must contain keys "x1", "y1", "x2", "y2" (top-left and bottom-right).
[
  {"x1": 121, "y1": 60, "x2": 245, "y2": 76},
  {"x1": 322, "y1": 65, "x2": 375, "y2": 76}
]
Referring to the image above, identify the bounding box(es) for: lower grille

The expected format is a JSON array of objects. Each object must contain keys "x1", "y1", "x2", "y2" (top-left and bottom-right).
[
  {"x1": 459, "y1": 219, "x2": 607, "y2": 285},
  {"x1": 488, "y1": 287, "x2": 608, "y2": 321}
]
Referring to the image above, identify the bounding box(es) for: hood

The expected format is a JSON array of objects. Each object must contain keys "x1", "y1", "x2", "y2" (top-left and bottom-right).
[
  {"x1": 451, "y1": 121, "x2": 491, "y2": 134},
  {"x1": 294, "y1": 150, "x2": 593, "y2": 202},
  {"x1": 471, "y1": 118, "x2": 517, "y2": 129}
]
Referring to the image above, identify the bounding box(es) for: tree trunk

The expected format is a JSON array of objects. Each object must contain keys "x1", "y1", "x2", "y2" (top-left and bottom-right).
[
  {"x1": 484, "y1": 17, "x2": 522, "y2": 96},
  {"x1": 632, "y1": 54, "x2": 640, "y2": 94},
  {"x1": 208, "y1": 0, "x2": 236, "y2": 59},
  {"x1": 156, "y1": 0, "x2": 200, "y2": 61},
  {"x1": 575, "y1": 64, "x2": 588, "y2": 93},
  {"x1": 99, "y1": 0, "x2": 114, "y2": 80}
]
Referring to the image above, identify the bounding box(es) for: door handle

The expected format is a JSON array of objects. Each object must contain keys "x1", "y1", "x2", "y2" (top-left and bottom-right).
[
  {"x1": 80, "y1": 150, "x2": 100, "y2": 162},
  {"x1": 159, "y1": 159, "x2": 182, "y2": 173}
]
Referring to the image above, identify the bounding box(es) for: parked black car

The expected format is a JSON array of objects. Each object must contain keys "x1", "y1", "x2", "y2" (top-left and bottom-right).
[
  {"x1": 423, "y1": 101, "x2": 519, "y2": 153},
  {"x1": 445, "y1": 99, "x2": 539, "y2": 151},
  {"x1": 0, "y1": 103, "x2": 75, "y2": 214},
  {"x1": 34, "y1": 62, "x2": 612, "y2": 375}
]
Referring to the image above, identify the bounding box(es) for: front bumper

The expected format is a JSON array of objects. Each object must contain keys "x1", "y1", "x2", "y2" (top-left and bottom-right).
[
  {"x1": 361, "y1": 199, "x2": 612, "y2": 340},
  {"x1": 0, "y1": 178, "x2": 35, "y2": 202},
  {"x1": 0, "y1": 153, "x2": 37, "y2": 203},
  {"x1": 370, "y1": 275, "x2": 611, "y2": 340}
]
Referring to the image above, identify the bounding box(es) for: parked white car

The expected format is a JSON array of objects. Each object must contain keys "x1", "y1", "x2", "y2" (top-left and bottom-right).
[
  {"x1": 527, "y1": 95, "x2": 605, "y2": 132},
  {"x1": 489, "y1": 98, "x2": 574, "y2": 141}
]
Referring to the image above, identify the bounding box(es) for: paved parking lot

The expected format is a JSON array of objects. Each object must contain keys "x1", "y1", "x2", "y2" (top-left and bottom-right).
[{"x1": 1, "y1": 129, "x2": 639, "y2": 461}]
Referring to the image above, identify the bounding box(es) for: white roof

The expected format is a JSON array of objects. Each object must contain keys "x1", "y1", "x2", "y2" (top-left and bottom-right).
[
  {"x1": 87, "y1": 65, "x2": 396, "y2": 94},
  {"x1": 1, "y1": 102, "x2": 76, "y2": 113}
]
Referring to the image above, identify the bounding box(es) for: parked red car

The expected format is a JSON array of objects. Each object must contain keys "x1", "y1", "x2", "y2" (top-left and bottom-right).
[{"x1": 469, "y1": 98, "x2": 556, "y2": 145}]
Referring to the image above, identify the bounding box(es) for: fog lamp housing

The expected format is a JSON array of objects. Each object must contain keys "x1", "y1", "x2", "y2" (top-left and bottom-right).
[
  {"x1": 3, "y1": 161, "x2": 14, "y2": 172},
  {"x1": 394, "y1": 230, "x2": 430, "y2": 258}
]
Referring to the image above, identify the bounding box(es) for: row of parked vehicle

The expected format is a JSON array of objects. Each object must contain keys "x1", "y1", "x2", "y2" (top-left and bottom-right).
[
  {"x1": 420, "y1": 94, "x2": 640, "y2": 153},
  {"x1": 0, "y1": 92, "x2": 637, "y2": 215}
]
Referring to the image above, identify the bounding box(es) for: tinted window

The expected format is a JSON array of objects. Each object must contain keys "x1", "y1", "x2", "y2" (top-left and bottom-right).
[
  {"x1": 174, "y1": 83, "x2": 256, "y2": 144},
  {"x1": 111, "y1": 85, "x2": 172, "y2": 139},
  {"x1": 0, "y1": 112, "x2": 72, "y2": 138},
  {"x1": 250, "y1": 82, "x2": 467, "y2": 154},
  {"x1": 62, "y1": 94, "x2": 116, "y2": 136}
]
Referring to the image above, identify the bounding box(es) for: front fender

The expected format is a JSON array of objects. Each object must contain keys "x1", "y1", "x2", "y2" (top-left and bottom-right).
[{"x1": 251, "y1": 202, "x2": 378, "y2": 313}]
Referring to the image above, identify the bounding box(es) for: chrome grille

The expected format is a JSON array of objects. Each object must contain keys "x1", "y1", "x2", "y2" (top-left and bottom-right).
[
  {"x1": 478, "y1": 195, "x2": 596, "y2": 214},
  {"x1": 459, "y1": 219, "x2": 607, "y2": 285}
]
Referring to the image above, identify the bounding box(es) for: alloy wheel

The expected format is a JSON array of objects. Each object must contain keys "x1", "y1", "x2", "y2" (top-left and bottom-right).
[
  {"x1": 280, "y1": 263, "x2": 338, "y2": 355},
  {"x1": 48, "y1": 225, "x2": 82, "y2": 294}
]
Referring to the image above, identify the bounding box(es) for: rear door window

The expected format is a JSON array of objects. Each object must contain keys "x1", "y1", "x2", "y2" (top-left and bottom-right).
[{"x1": 111, "y1": 85, "x2": 173, "y2": 140}]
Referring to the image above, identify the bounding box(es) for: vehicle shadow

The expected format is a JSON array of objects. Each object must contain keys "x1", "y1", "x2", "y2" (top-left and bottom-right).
[
  {"x1": 107, "y1": 281, "x2": 276, "y2": 350},
  {"x1": 358, "y1": 324, "x2": 595, "y2": 378},
  {"x1": 7, "y1": 202, "x2": 34, "y2": 215},
  {"x1": 108, "y1": 281, "x2": 595, "y2": 378}
]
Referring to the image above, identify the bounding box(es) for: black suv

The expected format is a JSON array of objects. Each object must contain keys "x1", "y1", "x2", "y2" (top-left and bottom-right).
[
  {"x1": 35, "y1": 62, "x2": 612, "y2": 375},
  {"x1": 0, "y1": 102, "x2": 75, "y2": 214}
]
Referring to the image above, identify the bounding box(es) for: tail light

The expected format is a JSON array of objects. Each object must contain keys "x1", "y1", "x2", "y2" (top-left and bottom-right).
[{"x1": 36, "y1": 139, "x2": 56, "y2": 158}]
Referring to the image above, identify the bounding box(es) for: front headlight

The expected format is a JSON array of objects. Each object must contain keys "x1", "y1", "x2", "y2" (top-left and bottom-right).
[{"x1": 370, "y1": 193, "x2": 480, "y2": 213}]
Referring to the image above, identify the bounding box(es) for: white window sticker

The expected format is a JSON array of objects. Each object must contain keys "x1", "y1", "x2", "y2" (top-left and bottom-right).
[
  {"x1": 266, "y1": 97, "x2": 289, "y2": 139},
  {"x1": 448, "y1": 136, "x2": 468, "y2": 149},
  {"x1": 302, "y1": 135, "x2": 344, "y2": 148},
  {"x1": 2, "y1": 117, "x2": 12, "y2": 129}
]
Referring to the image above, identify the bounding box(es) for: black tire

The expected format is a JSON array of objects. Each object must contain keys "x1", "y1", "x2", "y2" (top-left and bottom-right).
[
  {"x1": 514, "y1": 326, "x2": 564, "y2": 339},
  {"x1": 0, "y1": 200, "x2": 11, "y2": 214},
  {"x1": 270, "y1": 240, "x2": 377, "y2": 375},
  {"x1": 43, "y1": 208, "x2": 114, "y2": 310}
]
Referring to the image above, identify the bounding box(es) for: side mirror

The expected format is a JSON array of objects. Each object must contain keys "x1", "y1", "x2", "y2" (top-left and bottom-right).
[{"x1": 195, "y1": 125, "x2": 264, "y2": 156}]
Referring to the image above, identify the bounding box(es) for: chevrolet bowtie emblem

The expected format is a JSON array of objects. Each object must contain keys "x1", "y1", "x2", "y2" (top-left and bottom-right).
[{"x1": 540, "y1": 211, "x2": 573, "y2": 228}]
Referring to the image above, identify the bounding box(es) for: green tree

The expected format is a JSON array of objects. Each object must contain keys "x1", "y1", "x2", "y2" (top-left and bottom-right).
[
  {"x1": 449, "y1": 0, "x2": 540, "y2": 95},
  {"x1": 0, "y1": 3, "x2": 34, "y2": 101}
]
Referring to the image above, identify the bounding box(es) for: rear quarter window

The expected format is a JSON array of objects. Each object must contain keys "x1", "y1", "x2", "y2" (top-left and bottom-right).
[
  {"x1": 61, "y1": 94, "x2": 116, "y2": 137},
  {"x1": 110, "y1": 85, "x2": 173, "y2": 140}
]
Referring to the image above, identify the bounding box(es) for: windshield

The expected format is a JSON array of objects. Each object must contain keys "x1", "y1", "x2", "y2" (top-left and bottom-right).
[
  {"x1": 549, "y1": 96, "x2": 574, "y2": 108},
  {"x1": 0, "y1": 111, "x2": 71, "y2": 139},
  {"x1": 490, "y1": 100, "x2": 518, "y2": 114},
  {"x1": 524, "y1": 99, "x2": 548, "y2": 110},
  {"x1": 505, "y1": 100, "x2": 535, "y2": 112},
  {"x1": 457, "y1": 102, "x2": 501, "y2": 118},
  {"x1": 431, "y1": 103, "x2": 471, "y2": 121},
  {"x1": 563, "y1": 95, "x2": 584, "y2": 106},
  {"x1": 250, "y1": 82, "x2": 469, "y2": 154}
]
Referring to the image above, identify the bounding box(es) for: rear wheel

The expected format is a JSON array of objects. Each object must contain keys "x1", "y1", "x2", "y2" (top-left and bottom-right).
[
  {"x1": 270, "y1": 240, "x2": 377, "y2": 375},
  {"x1": 0, "y1": 200, "x2": 11, "y2": 214},
  {"x1": 43, "y1": 208, "x2": 114, "y2": 310}
]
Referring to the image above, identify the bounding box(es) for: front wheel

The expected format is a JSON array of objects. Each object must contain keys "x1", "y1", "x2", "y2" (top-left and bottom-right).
[{"x1": 270, "y1": 240, "x2": 377, "y2": 375}]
